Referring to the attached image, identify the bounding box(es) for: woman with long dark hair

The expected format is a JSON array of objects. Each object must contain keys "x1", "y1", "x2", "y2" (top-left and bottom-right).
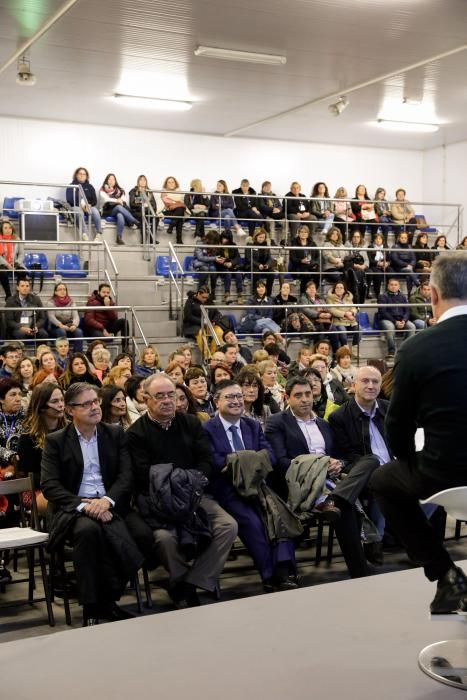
[
  {"x1": 99, "y1": 173, "x2": 139, "y2": 245},
  {"x1": 99, "y1": 385, "x2": 131, "y2": 430},
  {"x1": 17, "y1": 383, "x2": 67, "y2": 515},
  {"x1": 60, "y1": 352, "x2": 101, "y2": 390},
  {"x1": 66, "y1": 166, "x2": 103, "y2": 241}
]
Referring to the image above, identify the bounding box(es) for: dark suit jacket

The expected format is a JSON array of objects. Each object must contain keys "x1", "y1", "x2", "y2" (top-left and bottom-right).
[
  {"x1": 328, "y1": 398, "x2": 391, "y2": 468},
  {"x1": 203, "y1": 415, "x2": 276, "y2": 475},
  {"x1": 41, "y1": 422, "x2": 132, "y2": 515},
  {"x1": 5, "y1": 292, "x2": 46, "y2": 332},
  {"x1": 386, "y1": 314, "x2": 467, "y2": 482},
  {"x1": 265, "y1": 410, "x2": 338, "y2": 475}
]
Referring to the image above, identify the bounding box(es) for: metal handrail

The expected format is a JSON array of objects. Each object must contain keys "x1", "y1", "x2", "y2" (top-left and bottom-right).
[{"x1": 102, "y1": 239, "x2": 119, "y2": 299}]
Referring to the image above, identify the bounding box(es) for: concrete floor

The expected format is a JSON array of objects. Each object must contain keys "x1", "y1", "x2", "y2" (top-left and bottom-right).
[{"x1": 2, "y1": 522, "x2": 467, "y2": 643}]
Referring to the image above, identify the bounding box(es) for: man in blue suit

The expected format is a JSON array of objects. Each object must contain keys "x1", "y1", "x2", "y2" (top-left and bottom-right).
[
  {"x1": 204, "y1": 379, "x2": 299, "y2": 591},
  {"x1": 265, "y1": 376, "x2": 369, "y2": 578}
]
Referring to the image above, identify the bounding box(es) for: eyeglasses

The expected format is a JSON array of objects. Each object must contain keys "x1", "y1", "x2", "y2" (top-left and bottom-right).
[
  {"x1": 240, "y1": 382, "x2": 259, "y2": 388},
  {"x1": 69, "y1": 398, "x2": 100, "y2": 409},
  {"x1": 147, "y1": 391, "x2": 176, "y2": 401},
  {"x1": 223, "y1": 394, "x2": 244, "y2": 402}
]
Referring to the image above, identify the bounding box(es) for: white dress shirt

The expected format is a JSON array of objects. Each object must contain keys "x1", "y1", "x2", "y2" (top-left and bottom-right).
[
  {"x1": 219, "y1": 415, "x2": 244, "y2": 452},
  {"x1": 76, "y1": 427, "x2": 114, "y2": 510},
  {"x1": 291, "y1": 411, "x2": 326, "y2": 455}
]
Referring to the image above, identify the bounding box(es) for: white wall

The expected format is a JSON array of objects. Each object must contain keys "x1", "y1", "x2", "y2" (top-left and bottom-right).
[
  {"x1": 423, "y1": 142, "x2": 466, "y2": 242},
  {"x1": 0, "y1": 116, "x2": 424, "y2": 204}
]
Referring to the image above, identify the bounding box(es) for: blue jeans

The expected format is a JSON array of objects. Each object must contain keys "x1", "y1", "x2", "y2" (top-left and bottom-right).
[
  {"x1": 109, "y1": 205, "x2": 139, "y2": 238},
  {"x1": 413, "y1": 318, "x2": 426, "y2": 330},
  {"x1": 73, "y1": 206, "x2": 102, "y2": 237},
  {"x1": 50, "y1": 325, "x2": 84, "y2": 352},
  {"x1": 220, "y1": 208, "x2": 238, "y2": 232},
  {"x1": 335, "y1": 324, "x2": 360, "y2": 347},
  {"x1": 379, "y1": 319, "x2": 416, "y2": 355}
]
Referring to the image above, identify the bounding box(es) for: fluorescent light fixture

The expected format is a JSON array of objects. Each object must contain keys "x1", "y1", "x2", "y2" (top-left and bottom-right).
[
  {"x1": 194, "y1": 45, "x2": 286, "y2": 65},
  {"x1": 113, "y1": 93, "x2": 192, "y2": 111},
  {"x1": 375, "y1": 119, "x2": 439, "y2": 133}
]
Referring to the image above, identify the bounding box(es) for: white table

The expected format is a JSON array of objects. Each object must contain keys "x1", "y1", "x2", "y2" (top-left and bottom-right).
[{"x1": 2, "y1": 562, "x2": 466, "y2": 700}]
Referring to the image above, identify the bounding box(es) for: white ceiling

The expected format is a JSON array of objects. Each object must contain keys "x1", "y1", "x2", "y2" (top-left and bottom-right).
[{"x1": 1, "y1": 0, "x2": 467, "y2": 149}]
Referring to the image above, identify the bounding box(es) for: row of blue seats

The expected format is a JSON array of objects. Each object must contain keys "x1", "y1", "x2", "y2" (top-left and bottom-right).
[{"x1": 19, "y1": 253, "x2": 87, "y2": 279}]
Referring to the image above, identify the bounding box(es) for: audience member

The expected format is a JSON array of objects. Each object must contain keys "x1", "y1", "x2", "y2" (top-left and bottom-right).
[
  {"x1": 135, "y1": 344, "x2": 161, "y2": 377},
  {"x1": 232, "y1": 179, "x2": 262, "y2": 236},
  {"x1": 209, "y1": 180, "x2": 244, "y2": 236},
  {"x1": 126, "y1": 374, "x2": 237, "y2": 608},
  {"x1": 257, "y1": 181, "x2": 283, "y2": 237},
  {"x1": 261, "y1": 330, "x2": 290, "y2": 365},
  {"x1": 192, "y1": 230, "x2": 220, "y2": 294},
  {"x1": 302, "y1": 367, "x2": 339, "y2": 420},
  {"x1": 328, "y1": 366, "x2": 392, "y2": 565},
  {"x1": 6, "y1": 278, "x2": 48, "y2": 341},
  {"x1": 377, "y1": 278, "x2": 416, "y2": 360},
  {"x1": 60, "y1": 352, "x2": 101, "y2": 390},
  {"x1": 185, "y1": 366, "x2": 215, "y2": 416},
  {"x1": 215, "y1": 231, "x2": 244, "y2": 304},
  {"x1": 300, "y1": 281, "x2": 338, "y2": 351},
  {"x1": 258, "y1": 359, "x2": 284, "y2": 411},
  {"x1": 100, "y1": 173, "x2": 139, "y2": 244},
  {"x1": 129, "y1": 175, "x2": 158, "y2": 236},
  {"x1": 184, "y1": 178, "x2": 210, "y2": 239},
  {"x1": 17, "y1": 383, "x2": 66, "y2": 516},
  {"x1": 389, "y1": 230, "x2": 419, "y2": 294},
  {"x1": 390, "y1": 188, "x2": 417, "y2": 242},
  {"x1": 373, "y1": 187, "x2": 391, "y2": 243},
  {"x1": 222, "y1": 329, "x2": 253, "y2": 365},
  {"x1": 326, "y1": 281, "x2": 360, "y2": 350},
  {"x1": 0, "y1": 344, "x2": 20, "y2": 378},
  {"x1": 55, "y1": 337, "x2": 71, "y2": 371},
  {"x1": 432, "y1": 234, "x2": 450, "y2": 256},
  {"x1": 41, "y1": 382, "x2": 143, "y2": 625},
  {"x1": 265, "y1": 376, "x2": 368, "y2": 578},
  {"x1": 413, "y1": 232, "x2": 433, "y2": 274},
  {"x1": 182, "y1": 287, "x2": 224, "y2": 356},
  {"x1": 344, "y1": 229, "x2": 369, "y2": 304},
  {"x1": 165, "y1": 361, "x2": 186, "y2": 386},
  {"x1": 66, "y1": 167, "x2": 103, "y2": 241},
  {"x1": 84, "y1": 283, "x2": 129, "y2": 351},
  {"x1": 210, "y1": 362, "x2": 234, "y2": 391},
  {"x1": 0, "y1": 220, "x2": 24, "y2": 298},
  {"x1": 289, "y1": 226, "x2": 319, "y2": 293},
  {"x1": 322, "y1": 227, "x2": 346, "y2": 280},
  {"x1": 111, "y1": 352, "x2": 134, "y2": 373},
  {"x1": 47, "y1": 282, "x2": 84, "y2": 351},
  {"x1": 204, "y1": 379, "x2": 300, "y2": 590},
  {"x1": 13, "y1": 356, "x2": 35, "y2": 405},
  {"x1": 39, "y1": 350, "x2": 62, "y2": 380},
  {"x1": 125, "y1": 375, "x2": 147, "y2": 423},
  {"x1": 236, "y1": 366, "x2": 272, "y2": 428},
  {"x1": 175, "y1": 382, "x2": 210, "y2": 422},
  {"x1": 368, "y1": 232, "x2": 391, "y2": 299},
  {"x1": 102, "y1": 365, "x2": 131, "y2": 390},
  {"x1": 310, "y1": 354, "x2": 348, "y2": 406},
  {"x1": 409, "y1": 281, "x2": 436, "y2": 329},
  {"x1": 91, "y1": 347, "x2": 111, "y2": 383},
  {"x1": 247, "y1": 229, "x2": 275, "y2": 298},
  {"x1": 99, "y1": 385, "x2": 131, "y2": 430},
  {"x1": 284, "y1": 181, "x2": 317, "y2": 238},
  {"x1": 331, "y1": 186, "x2": 354, "y2": 243},
  {"x1": 310, "y1": 182, "x2": 335, "y2": 235},
  {"x1": 351, "y1": 184, "x2": 378, "y2": 238},
  {"x1": 330, "y1": 346, "x2": 357, "y2": 391}
]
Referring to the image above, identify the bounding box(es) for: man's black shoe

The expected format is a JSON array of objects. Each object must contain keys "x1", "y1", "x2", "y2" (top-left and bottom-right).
[
  {"x1": 275, "y1": 575, "x2": 302, "y2": 592},
  {"x1": 363, "y1": 541, "x2": 384, "y2": 566},
  {"x1": 168, "y1": 581, "x2": 201, "y2": 608},
  {"x1": 430, "y1": 565, "x2": 467, "y2": 614},
  {"x1": 100, "y1": 603, "x2": 136, "y2": 621},
  {"x1": 314, "y1": 497, "x2": 341, "y2": 523}
]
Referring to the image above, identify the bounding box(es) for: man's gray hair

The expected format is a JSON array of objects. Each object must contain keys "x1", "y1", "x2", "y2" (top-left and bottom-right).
[
  {"x1": 142, "y1": 373, "x2": 175, "y2": 394},
  {"x1": 64, "y1": 382, "x2": 99, "y2": 406},
  {"x1": 431, "y1": 251, "x2": 467, "y2": 301}
]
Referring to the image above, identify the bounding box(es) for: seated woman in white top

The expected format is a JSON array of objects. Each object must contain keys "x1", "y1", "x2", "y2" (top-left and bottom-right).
[{"x1": 99, "y1": 173, "x2": 139, "y2": 245}]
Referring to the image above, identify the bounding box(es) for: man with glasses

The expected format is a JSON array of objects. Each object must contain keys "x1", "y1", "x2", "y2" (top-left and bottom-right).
[
  {"x1": 204, "y1": 379, "x2": 299, "y2": 591},
  {"x1": 126, "y1": 374, "x2": 237, "y2": 608},
  {"x1": 41, "y1": 382, "x2": 143, "y2": 626}
]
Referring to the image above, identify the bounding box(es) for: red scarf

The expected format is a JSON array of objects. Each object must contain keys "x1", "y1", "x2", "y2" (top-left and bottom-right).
[
  {"x1": 53, "y1": 294, "x2": 72, "y2": 307},
  {"x1": 0, "y1": 233, "x2": 14, "y2": 266}
]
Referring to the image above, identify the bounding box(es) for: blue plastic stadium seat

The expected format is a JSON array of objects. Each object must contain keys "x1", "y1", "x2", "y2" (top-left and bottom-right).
[
  {"x1": 373, "y1": 312, "x2": 380, "y2": 330},
  {"x1": 55, "y1": 253, "x2": 87, "y2": 278},
  {"x1": 183, "y1": 255, "x2": 199, "y2": 279},
  {"x1": 104, "y1": 216, "x2": 117, "y2": 223},
  {"x1": 356, "y1": 311, "x2": 375, "y2": 335},
  {"x1": 2, "y1": 197, "x2": 24, "y2": 219},
  {"x1": 23, "y1": 252, "x2": 54, "y2": 278},
  {"x1": 155, "y1": 256, "x2": 177, "y2": 278}
]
